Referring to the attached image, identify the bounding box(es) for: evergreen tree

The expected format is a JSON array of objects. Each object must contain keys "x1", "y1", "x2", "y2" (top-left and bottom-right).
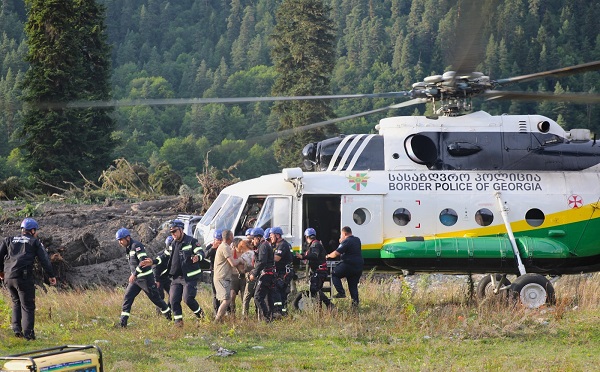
[
  {"x1": 270, "y1": 0, "x2": 336, "y2": 168},
  {"x1": 20, "y1": 0, "x2": 114, "y2": 190}
]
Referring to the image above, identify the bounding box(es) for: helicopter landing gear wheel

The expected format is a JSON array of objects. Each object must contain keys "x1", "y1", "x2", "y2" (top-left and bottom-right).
[
  {"x1": 293, "y1": 290, "x2": 311, "y2": 311},
  {"x1": 510, "y1": 273, "x2": 556, "y2": 308},
  {"x1": 476, "y1": 274, "x2": 511, "y2": 301}
]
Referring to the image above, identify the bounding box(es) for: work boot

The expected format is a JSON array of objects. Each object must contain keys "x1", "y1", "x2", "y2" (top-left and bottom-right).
[
  {"x1": 14, "y1": 330, "x2": 23, "y2": 338},
  {"x1": 194, "y1": 308, "x2": 205, "y2": 319},
  {"x1": 120, "y1": 315, "x2": 128, "y2": 328},
  {"x1": 174, "y1": 319, "x2": 183, "y2": 328},
  {"x1": 333, "y1": 292, "x2": 346, "y2": 299},
  {"x1": 164, "y1": 310, "x2": 172, "y2": 321},
  {"x1": 24, "y1": 331, "x2": 36, "y2": 341}
]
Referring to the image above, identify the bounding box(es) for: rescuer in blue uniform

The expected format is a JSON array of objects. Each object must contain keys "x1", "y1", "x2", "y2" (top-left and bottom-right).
[
  {"x1": 297, "y1": 228, "x2": 332, "y2": 309},
  {"x1": 116, "y1": 227, "x2": 171, "y2": 328},
  {"x1": 143, "y1": 219, "x2": 205, "y2": 326},
  {"x1": 271, "y1": 226, "x2": 294, "y2": 316},
  {"x1": 0, "y1": 218, "x2": 57, "y2": 340},
  {"x1": 249, "y1": 227, "x2": 275, "y2": 322},
  {"x1": 327, "y1": 226, "x2": 364, "y2": 308}
]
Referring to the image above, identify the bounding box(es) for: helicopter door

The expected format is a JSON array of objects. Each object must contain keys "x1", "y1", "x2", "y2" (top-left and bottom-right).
[
  {"x1": 340, "y1": 195, "x2": 383, "y2": 249},
  {"x1": 254, "y1": 195, "x2": 293, "y2": 235}
]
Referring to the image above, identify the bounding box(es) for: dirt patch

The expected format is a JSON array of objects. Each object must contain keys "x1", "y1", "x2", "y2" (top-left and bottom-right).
[{"x1": 0, "y1": 197, "x2": 199, "y2": 287}]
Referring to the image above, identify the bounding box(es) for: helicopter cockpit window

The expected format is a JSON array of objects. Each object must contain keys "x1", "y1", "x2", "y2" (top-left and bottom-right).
[
  {"x1": 392, "y1": 208, "x2": 411, "y2": 226},
  {"x1": 212, "y1": 195, "x2": 243, "y2": 231},
  {"x1": 353, "y1": 208, "x2": 371, "y2": 225},
  {"x1": 255, "y1": 196, "x2": 292, "y2": 233},
  {"x1": 525, "y1": 208, "x2": 545, "y2": 227},
  {"x1": 199, "y1": 193, "x2": 229, "y2": 227},
  {"x1": 439, "y1": 208, "x2": 458, "y2": 226},
  {"x1": 475, "y1": 208, "x2": 494, "y2": 226}
]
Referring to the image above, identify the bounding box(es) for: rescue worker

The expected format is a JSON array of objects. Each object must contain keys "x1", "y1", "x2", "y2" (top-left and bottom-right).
[
  {"x1": 0, "y1": 218, "x2": 56, "y2": 340},
  {"x1": 153, "y1": 236, "x2": 173, "y2": 315},
  {"x1": 142, "y1": 219, "x2": 205, "y2": 327},
  {"x1": 241, "y1": 228, "x2": 263, "y2": 317},
  {"x1": 249, "y1": 227, "x2": 275, "y2": 322},
  {"x1": 213, "y1": 230, "x2": 239, "y2": 322},
  {"x1": 326, "y1": 226, "x2": 364, "y2": 308},
  {"x1": 297, "y1": 228, "x2": 332, "y2": 309},
  {"x1": 204, "y1": 229, "x2": 223, "y2": 315},
  {"x1": 116, "y1": 227, "x2": 171, "y2": 328},
  {"x1": 270, "y1": 226, "x2": 293, "y2": 317}
]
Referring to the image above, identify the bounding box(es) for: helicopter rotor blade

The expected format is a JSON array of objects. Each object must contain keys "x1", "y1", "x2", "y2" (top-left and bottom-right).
[
  {"x1": 448, "y1": 0, "x2": 487, "y2": 76},
  {"x1": 482, "y1": 90, "x2": 600, "y2": 104},
  {"x1": 495, "y1": 60, "x2": 600, "y2": 87},
  {"x1": 252, "y1": 98, "x2": 427, "y2": 144},
  {"x1": 45, "y1": 92, "x2": 412, "y2": 109}
]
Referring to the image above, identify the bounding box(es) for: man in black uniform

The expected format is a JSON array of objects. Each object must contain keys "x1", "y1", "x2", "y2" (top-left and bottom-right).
[
  {"x1": 116, "y1": 227, "x2": 171, "y2": 328},
  {"x1": 249, "y1": 227, "x2": 275, "y2": 322},
  {"x1": 270, "y1": 226, "x2": 293, "y2": 316},
  {"x1": 326, "y1": 226, "x2": 364, "y2": 308},
  {"x1": 297, "y1": 228, "x2": 332, "y2": 309},
  {"x1": 0, "y1": 218, "x2": 57, "y2": 340},
  {"x1": 143, "y1": 219, "x2": 205, "y2": 327}
]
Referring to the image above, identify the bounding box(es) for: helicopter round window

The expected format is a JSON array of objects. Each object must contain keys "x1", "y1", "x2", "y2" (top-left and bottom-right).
[
  {"x1": 475, "y1": 208, "x2": 494, "y2": 226},
  {"x1": 393, "y1": 208, "x2": 411, "y2": 226},
  {"x1": 353, "y1": 208, "x2": 371, "y2": 225},
  {"x1": 525, "y1": 208, "x2": 545, "y2": 227},
  {"x1": 439, "y1": 208, "x2": 458, "y2": 226}
]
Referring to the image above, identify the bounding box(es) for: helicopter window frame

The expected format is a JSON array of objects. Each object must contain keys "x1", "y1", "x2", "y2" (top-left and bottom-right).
[
  {"x1": 439, "y1": 208, "x2": 458, "y2": 226},
  {"x1": 525, "y1": 208, "x2": 545, "y2": 227},
  {"x1": 352, "y1": 207, "x2": 371, "y2": 226},
  {"x1": 255, "y1": 196, "x2": 292, "y2": 234},
  {"x1": 392, "y1": 208, "x2": 411, "y2": 226},
  {"x1": 199, "y1": 193, "x2": 229, "y2": 227},
  {"x1": 475, "y1": 208, "x2": 494, "y2": 226},
  {"x1": 211, "y1": 195, "x2": 244, "y2": 231}
]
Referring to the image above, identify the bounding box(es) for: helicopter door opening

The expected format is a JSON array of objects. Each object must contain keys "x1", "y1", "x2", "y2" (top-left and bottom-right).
[
  {"x1": 235, "y1": 196, "x2": 266, "y2": 236},
  {"x1": 341, "y1": 195, "x2": 383, "y2": 251},
  {"x1": 303, "y1": 196, "x2": 341, "y2": 253}
]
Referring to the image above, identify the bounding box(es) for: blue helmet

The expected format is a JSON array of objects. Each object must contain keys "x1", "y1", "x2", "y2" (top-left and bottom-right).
[
  {"x1": 304, "y1": 228, "x2": 317, "y2": 237},
  {"x1": 21, "y1": 218, "x2": 39, "y2": 231},
  {"x1": 245, "y1": 228, "x2": 253, "y2": 236},
  {"x1": 169, "y1": 219, "x2": 185, "y2": 230},
  {"x1": 115, "y1": 227, "x2": 130, "y2": 240},
  {"x1": 165, "y1": 235, "x2": 173, "y2": 247},
  {"x1": 251, "y1": 227, "x2": 264, "y2": 237},
  {"x1": 263, "y1": 228, "x2": 271, "y2": 238},
  {"x1": 213, "y1": 229, "x2": 223, "y2": 240},
  {"x1": 271, "y1": 226, "x2": 283, "y2": 236}
]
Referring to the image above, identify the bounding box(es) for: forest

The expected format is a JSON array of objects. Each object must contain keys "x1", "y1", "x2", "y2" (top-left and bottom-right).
[{"x1": 1, "y1": 0, "x2": 599, "y2": 192}]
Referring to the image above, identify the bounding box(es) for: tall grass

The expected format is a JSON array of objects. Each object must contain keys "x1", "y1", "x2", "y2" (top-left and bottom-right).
[{"x1": 2, "y1": 273, "x2": 600, "y2": 371}]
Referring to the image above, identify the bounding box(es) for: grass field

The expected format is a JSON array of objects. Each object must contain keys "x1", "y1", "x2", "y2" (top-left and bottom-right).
[{"x1": 2, "y1": 273, "x2": 600, "y2": 371}]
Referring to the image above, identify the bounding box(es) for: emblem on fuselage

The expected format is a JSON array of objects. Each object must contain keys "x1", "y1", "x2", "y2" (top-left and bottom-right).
[{"x1": 347, "y1": 173, "x2": 369, "y2": 191}]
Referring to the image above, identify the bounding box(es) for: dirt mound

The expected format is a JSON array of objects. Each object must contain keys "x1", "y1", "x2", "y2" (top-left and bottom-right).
[{"x1": 0, "y1": 197, "x2": 196, "y2": 287}]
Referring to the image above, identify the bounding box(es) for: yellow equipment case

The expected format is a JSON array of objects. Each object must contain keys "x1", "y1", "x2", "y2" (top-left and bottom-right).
[{"x1": 0, "y1": 345, "x2": 103, "y2": 372}]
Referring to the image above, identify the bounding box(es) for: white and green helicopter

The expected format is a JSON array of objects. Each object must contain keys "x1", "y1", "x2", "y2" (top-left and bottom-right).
[{"x1": 181, "y1": 60, "x2": 600, "y2": 309}]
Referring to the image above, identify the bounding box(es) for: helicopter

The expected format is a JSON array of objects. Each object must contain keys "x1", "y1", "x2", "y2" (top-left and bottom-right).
[{"x1": 159, "y1": 58, "x2": 600, "y2": 310}]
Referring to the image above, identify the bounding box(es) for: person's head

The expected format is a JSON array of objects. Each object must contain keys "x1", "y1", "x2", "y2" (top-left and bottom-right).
[
  {"x1": 115, "y1": 227, "x2": 131, "y2": 247},
  {"x1": 232, "y1": 237, "x2": 242, "y2": 250},
  {"x1": 251, "y1": 227, "x2": 264, "y2": 245},
  {"x1": 304, "y1": 227, "x2": 317, "y2": 243},
  {"x1": 213, "y1": 229, "x2": 223, "y2": 246},
  {"x1": 340, "y1": 226, "x2": 352, "y2": 241},
  {"x1": 263, "y1": 228, "x2": 271, "y2": 243},
  {"x1": 271, "y1": 226, "x2": 283, "y2": 243},
  {"x1": 222, "y1": 229, "x2": 234, "y2": 244},
  {"x1": 169, "y1": 219, "x2": 185, "y2": 241},
  {"x1": 245, "y1": 228, "x2": 253, "y2": 240},
  {"x1": 21, "y1": 218, "x2": 39, "y2": 236}
]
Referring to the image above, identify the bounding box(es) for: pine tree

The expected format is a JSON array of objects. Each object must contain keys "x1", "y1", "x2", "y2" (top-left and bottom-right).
[
  {"x1": 270, "y1": 0, "x2": 336, "y2": 168},
  {"x1": 20, "y1": 0, "x2": 114, "y2": 191}
]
